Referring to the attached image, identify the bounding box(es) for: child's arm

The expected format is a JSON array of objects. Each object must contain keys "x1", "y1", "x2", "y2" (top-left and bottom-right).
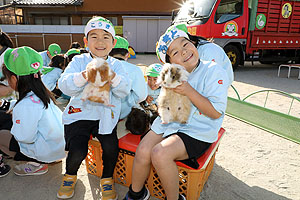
[
  {"x1": 41, "y1": 68, "x2": 63, "y2": 91},
  {"x1": 131, "y1": 68, "x2": 148, "y2": 103},
  {"x1": 109, "y1": 59, "x2": 131, "y2": 99},
  {"x1": 174, "y1": 65, "x2": 229, "y2": 119},
  {"x1": 174, "y1": 82, "x2": 222, "y2": 119},
  {"x1": 58, "y1": 56, "x2": 87, "y2": 96}
]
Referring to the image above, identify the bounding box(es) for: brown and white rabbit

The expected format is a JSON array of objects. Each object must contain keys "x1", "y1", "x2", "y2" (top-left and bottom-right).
[
  {"x1": 81, "y1": 57, "x2": 115, "y2": 106},
  {"x1": 156, "y1": 63, "x2": 191, "y2": 124}
]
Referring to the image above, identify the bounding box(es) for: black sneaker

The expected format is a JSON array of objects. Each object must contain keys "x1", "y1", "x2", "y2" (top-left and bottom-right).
[
  {"x1": 179, "y1": 194, "x2": 186, "y2": 200},
  {"x1": 0, "y1": 157, "x2": 11, "y2": 177},
  {"x1": 123, "y1": 187, "x2": 150, "y2": 200}
]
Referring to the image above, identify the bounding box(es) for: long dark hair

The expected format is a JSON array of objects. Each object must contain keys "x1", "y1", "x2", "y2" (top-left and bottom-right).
[
  {"x1": 2, "y1": 65, "x2": 56, "y2": 109},
  {"x1": 0, "y1": 31, "x2": 14, "y2": 48}
]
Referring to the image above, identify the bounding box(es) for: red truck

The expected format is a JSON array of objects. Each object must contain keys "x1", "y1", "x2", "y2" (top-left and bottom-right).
[{"x1": 172, "y1": 0, "x2": 300, "y2": 69}]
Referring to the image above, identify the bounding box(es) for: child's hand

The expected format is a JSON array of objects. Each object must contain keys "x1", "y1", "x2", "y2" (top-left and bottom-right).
[
  {"x1": 81, "y1": 70, "x2": 87, "y2": 80},
  {"x1": 146, "y1": 95, "x2": 154, "y2": 104},
  {"x1": 173, "y1": 81, "x2": 192, "y2": 96},
  {"x1": 108, "y1": 70, "x2": 116, "y2": 86}
]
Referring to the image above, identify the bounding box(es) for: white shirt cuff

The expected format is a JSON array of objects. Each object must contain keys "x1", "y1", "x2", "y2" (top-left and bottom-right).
[
  {"x1": 73, "y1": 72, "x2": 87, "y2": 87},
  {"x1": 111, "y1": 74, "x2": 121, "y2": 88}
]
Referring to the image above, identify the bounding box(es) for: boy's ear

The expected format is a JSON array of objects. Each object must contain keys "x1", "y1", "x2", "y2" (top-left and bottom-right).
[
  {"x1": 83, "y1": 37, "x2": 88, "y2": 47},
  {"x1": 112, "y1": 39, "x2": 117, "y2": 47}
]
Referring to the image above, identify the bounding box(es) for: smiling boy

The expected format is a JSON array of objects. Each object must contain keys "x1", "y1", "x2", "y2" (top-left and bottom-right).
[{"x1": 57, "y1": 16, "x2": 130, "y2": 200}]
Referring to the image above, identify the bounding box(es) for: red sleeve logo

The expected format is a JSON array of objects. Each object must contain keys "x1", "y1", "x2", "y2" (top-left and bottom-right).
[
  {"x1": 218, "y1": 80, "x2": 223, "y2": 84},
  {"x1": 16, "y1": 120, "x2": 20, "y2": 124},
  {"x1": 211, "y1": 59, "x2": 215, "y2": 62},
  {"x1": 68, "y1": 106, "x2": 82, "y2": 114}
]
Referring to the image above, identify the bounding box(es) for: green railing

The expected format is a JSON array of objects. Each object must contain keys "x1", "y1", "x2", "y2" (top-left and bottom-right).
[{"x1": 226, "y1": 86, "x2": 300, "y2": 144}]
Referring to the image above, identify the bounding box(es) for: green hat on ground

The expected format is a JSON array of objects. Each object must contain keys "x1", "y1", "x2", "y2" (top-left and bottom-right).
[
  {"x1": 48, "y1": 43, "x2": 61, "y2": 56},
  {"x1": 146, "y1": 63, "x2": 163, "y2": 77},
  {"x1": 114, "y1": 36, "x2": 129, "y2": 50},
  {"x1": 84, "y1": 16, "x2": 115, "y2": 38},
  {"x1": 156, "y1": 23, "x2": 189, "y2": 63},
  {"x1": 4, "y1": 46, "x2": 43, "y2": 76},
  {"x1": 66, "y1": 48, "x2": 80, "y2": 56}
]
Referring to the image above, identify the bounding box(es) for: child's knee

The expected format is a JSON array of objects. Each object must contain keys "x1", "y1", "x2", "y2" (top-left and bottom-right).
[
  {"x1": 151, "y1": 145, "x2": 167, "y2": 166},
  {"x1": 135, "y1": 144, "x2": 151, "y2": 164}
]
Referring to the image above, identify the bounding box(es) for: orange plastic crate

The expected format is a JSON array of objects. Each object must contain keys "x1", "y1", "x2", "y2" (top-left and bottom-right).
[
  {"x1": 85, "y1": 139, "x2": 103, "y2": 178},
  {"x1": 86, "y1": 129, "x2": 225, "y2": 200}
]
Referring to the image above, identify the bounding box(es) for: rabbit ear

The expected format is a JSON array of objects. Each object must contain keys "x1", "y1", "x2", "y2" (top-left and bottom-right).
[
  {"x1": 87, "y1": 66, "x2": 97, "y2": 83},
  {"x1": 156, "y1": 71, "x2": 164, "y2": 86},
  {"x1": 99, "y1": 66, "x2": 108, "y2": 81}
]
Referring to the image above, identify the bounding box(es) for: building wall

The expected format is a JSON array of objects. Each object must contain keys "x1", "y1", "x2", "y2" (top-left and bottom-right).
[{"x1": 2, "y1": 0, "x2": 181, "y2": 51}]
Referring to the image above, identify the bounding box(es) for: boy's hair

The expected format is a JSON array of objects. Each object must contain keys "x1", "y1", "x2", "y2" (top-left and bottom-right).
[
  {"x1": 109, "y1": 48, "x2": 129, "y2": 58},
  {"x1": 2, "y1": 65, "x2": 56, "y2": 109},
  {"x1": 80, "y1": 48, "x2": 88, "y2": 54},
  {"x1": 69, "y1": 42, "x2": 81, "y2": 49},
  {"x1": 49, "y1": 54, "x2": 69, "y2": 69},
  {"x1": 125, "y1": 108, "x2": 150, "y2": 135},
  {"x1": 0, "y1": 30, "x2": 14, "y2": 48}
]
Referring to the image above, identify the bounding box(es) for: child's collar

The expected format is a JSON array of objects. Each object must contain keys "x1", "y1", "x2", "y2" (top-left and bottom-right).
[
  {"x1": 191, "y1": 59, "x2": 200, "y2": 73},
  {"x1": 89, "y1": 52, "x2": 108, "y2": 60}
]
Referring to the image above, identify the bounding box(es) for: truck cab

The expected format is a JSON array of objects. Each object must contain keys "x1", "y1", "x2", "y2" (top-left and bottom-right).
[
  {"x1": 173, "y1": 0, "x2": 300, "y2": 69},
  {"x1": 173, "y1": 0, "x2": 248, "y2": 69}
]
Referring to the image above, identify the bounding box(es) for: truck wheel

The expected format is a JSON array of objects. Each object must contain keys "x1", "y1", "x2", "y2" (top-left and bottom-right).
[{"x1": 224, "y1": 45, "x2": 241, "y2": 70}]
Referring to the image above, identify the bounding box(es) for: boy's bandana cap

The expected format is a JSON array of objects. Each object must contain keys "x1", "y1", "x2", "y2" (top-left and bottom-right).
[
  {"x1": 4, "y1": 46, "x2": 43, "y2": 76},
  {"x1": 48, "y1": 43, "x2": 61, "y2": 56},
  {"x1": 114, "y1": 36, "x2": 129, "y2": 50},
  {"x1": 84, "y1": 16, "x2": 115, "y2": 38},
  {"x1": 156, "y1": 23, "x2": 189, "y2": 63},
  {"x1": 146, "y1": 63, "x2": 163, "y2": 77},
  {"x1": 66, "y1": 48, "x2": 80, "y2": 56}
]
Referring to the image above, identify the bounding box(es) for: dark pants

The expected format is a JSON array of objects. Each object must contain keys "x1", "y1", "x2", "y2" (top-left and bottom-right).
[
  {"x1": 64, "y1": 120, "x2": 119, "y2": 177},
  {"x1": 0, "y1": 110, "x2": 12, "y2": 130}
]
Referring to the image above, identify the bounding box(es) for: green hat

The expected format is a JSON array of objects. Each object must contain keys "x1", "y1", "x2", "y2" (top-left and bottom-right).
[
  {"x1": 146, "y1": 63, "x2": 162, "y2": 77},
  {"x1": 48, "y1": 43, "x2": 61, "y2": 56},
  {"x1": 84, "y1": 16, "x2": 115, "y2": 38},
  {"x1": 66, "y1": 48, "x2": 80, "y2": 56},
  {"x1": 156, "y1": 23, "x2": 189, "y2": 63},
  {"x1": 4, "y1": 46, "x2": 43, "y2": 76},
  {"x1": 114, "y1": 36, "x2": 129, "y2": 50}
]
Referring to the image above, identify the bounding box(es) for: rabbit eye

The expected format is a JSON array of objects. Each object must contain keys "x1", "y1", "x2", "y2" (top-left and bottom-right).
[
  {"x1": 172, "y1": 75, "x2": 175, "y2": 79},
  {"x1": 178, "y1": 107, "x2": 181, "y2": 110},
  {"x1": 167, "y1": 107, "x2": 170, "y2": 110}
]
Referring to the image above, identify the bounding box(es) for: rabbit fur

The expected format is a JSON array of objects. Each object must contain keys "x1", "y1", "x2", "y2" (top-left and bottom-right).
[
  {"x1": 81, "y1": 57, "x2": 115, "y2": 105},
  {"x1": 157, "y1": 63, "x2": 191, "y2": 124}
]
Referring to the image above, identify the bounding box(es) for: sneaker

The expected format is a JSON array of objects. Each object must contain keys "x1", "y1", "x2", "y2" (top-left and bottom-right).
[
  {"x1": 13, "y1": 162, "x2": 48, "y2": 176},
  {"x1": 123, "y1": 187, "x2": 150, "y2": 200},
  {"x1": 179, "y1": 194, "x2": 186, "y2": 200},
  {"x1": 0, "y1": 155, "x2": 11, "y2": 177},
  {"x1": 100, "y1": 177, "x2": 118, "y2": 200},
  {"x1": 57, "y1": 174, "x2": 77, "y2": 199}
]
